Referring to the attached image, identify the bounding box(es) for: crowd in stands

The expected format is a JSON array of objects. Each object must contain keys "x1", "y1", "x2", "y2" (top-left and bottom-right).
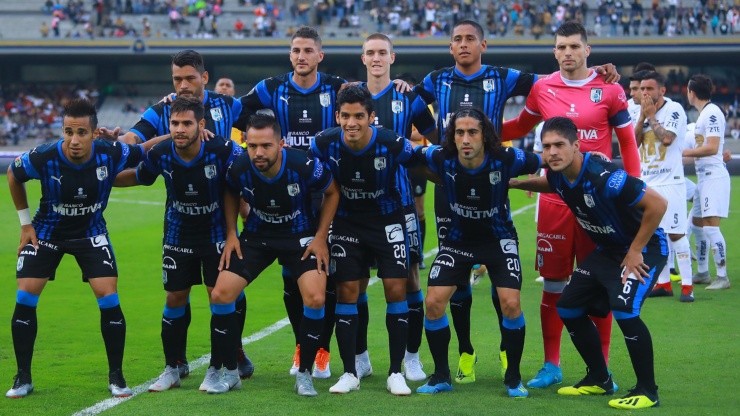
[
  {"x1": 33, "y1": 1, "x2": 738, "y2": 40},
  {"x1": 0, "y1": 85, "x2": 98, "y2": 146}
]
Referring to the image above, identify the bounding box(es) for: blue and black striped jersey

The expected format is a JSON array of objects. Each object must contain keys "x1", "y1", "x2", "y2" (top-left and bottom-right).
[
  {"x1": 310, "y1": 126, "x2": 414, "y2": 218},
  {"x1": 415, "y1": 65, "x2": 536, "y2": 140},
  {"x1": 236, "y1": 72, "x2": 346, "y2": 150},
  {"x1": 136, "y1": 136, "x2": 242, "y2": 246},
  {"x1": 422, "y1": 145, "x2": 540, "y2": 242},
  {"x1": 226, "y1": 147, "x2": 332, "y2": 237},
  {"x1": 546, "y1": 153, "x2": 667, "y2": 252},
  {"x1": 11, "y1": 140, "x2": 144, "y2": 240},
  {"x1": 130, "y1": 90, "x2": 242, "y2": 141}
]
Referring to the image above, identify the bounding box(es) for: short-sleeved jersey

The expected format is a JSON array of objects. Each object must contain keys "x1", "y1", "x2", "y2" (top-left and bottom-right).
[
  {"x1": 525, "y1": 71, "x2": 632, "y2": 204},
  {"x1": 136, "y1": 136, "x2": 242, "y2": 246},
  {"x1": 131, "y1": 90, "x2": 241, "y2": 142},
  {"x1": 627, "y1": 98, "x2": 641, "y2": 128},
  {"x1": 11, "y1": 140, "x2": 144, "y2": 240},
  {"x1": 546, "y1": 153, "x2": 665, "y2": 252},
  {"x1": 416, "y1": 65, "x2": 536, "y2": 139},
  {"x1": 421, "y1": 145, "x2": 541, "y2": 242},
  {"x1": 226, "y1": 147, "x2": 332, "y2": 237},
  {"x1": 367, "y1": 81, "x2": 436, "y2": 208},
  {"x1": 310, "y1": 126, "x2": 414, "y2": 217},
  {"x1": 693, "y1": 102, "x2": 727, "y2": 175},
  {"x1": 236, "y1": 72, "x2": 346, "y2": 150},
  {"x1": 638, "y1": 97, "x2": 687, "y2": 186}
]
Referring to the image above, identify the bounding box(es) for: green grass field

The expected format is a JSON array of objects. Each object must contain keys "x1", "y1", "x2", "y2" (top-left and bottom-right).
[{"x1": 0, "y1": 176, "x2": 738, "y2": 415}]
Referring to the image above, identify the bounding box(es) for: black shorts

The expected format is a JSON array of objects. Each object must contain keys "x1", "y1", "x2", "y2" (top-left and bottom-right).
[
  {"x1": 161, "y1": 243, "x2": 223, "y2": 291},
  {"x1": 409, "y1": 168, "x2": 428, "y2": 197},
  {"x1": 427, "y1": 239, "x2": 523, "y2": 290},
  {"x1": 434, "y1": 183, "x2": 452, "y2": 242},
  {"x1": 226, "y1": 233, "x2": 319, "y2": 284},
  {"x1": 16, "y1": 234, "x2": 118, "y2": 281},
  {"x1": 404, "y1": 205, "x2": 422, "y2": 265},
  {"x1": 329, "y1": 214, "x2": 409, "y2": 282},
  {"x1": 557, "y1": 244, "x2": 667, "y2": 317}
]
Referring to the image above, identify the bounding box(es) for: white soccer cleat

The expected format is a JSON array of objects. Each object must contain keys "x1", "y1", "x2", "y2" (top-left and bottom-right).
[
  {"x1": 148, "y1": 366, "x2": 181, "y2": 392},
  {"x1": 6, "y1": 372, "x2": 33, "y2": 398},
  {"x1": 387, "y1": 372, "x2": 412, "y2": 396},
  {"x1": 329, "y1": 372, "x2": 360, "y2": 394},
  {"x1": 207, "y1": 369, "x2": 241, "y2": 394},
  {"x1": 199, "y1": 366, "x2": 221, "y2": 392},
  {"x1": 403, "y1": 352, "x2": 427, "y2": 382},
  {"x1": 706, "y1": 277, "x2": 730, "y2": 290},
  {"x1": 108, "y1": 369, "x2": 133, "y2": 398},
  {"x1": 295, "y1": 370, "x2": 318, "y2": 397},
  {"x1": 355, "y1": 351, "x2": 373, "y2": 379}
]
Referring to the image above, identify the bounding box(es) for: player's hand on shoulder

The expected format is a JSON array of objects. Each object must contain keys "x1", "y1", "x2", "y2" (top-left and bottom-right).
[
  {"x1": 589, "y1": 151, "x2": 611, "y2": 162},
  {"x1": 199, "y1": 128, "x2": 215, "y2": 142},
  {"x1": 392, "y1": 78, "x2": 412, "y2": 93},
  {"x1": 593, "y1": 63, "x2": 620, "y2": 84},
  {"x1": 160, "y1": 93, "x2": 177, "y2": 104},
  {"x1": 97, "y1": 126, "x2": 122, "y2": 141}
]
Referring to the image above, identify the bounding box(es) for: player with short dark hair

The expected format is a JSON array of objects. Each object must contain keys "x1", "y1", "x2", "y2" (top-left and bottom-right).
[
  {"x1": 414, "y1": 108, "x2": 541, "y2": 398},
  {"x1": 208, "y1": 112, "x2": 339, "y2": 396},
  {"x1": 310, "y1": 85, "x2": 416, "y2": 396},
  {"x1": 114, "y1": 96, "x2": 247, "y2": 393},
  {"x1": 511, "y1": 116, "x2": 668, "y2": 410},
  {"x1": 6, "y1": 99, "x2": 153, "y2": 398}
]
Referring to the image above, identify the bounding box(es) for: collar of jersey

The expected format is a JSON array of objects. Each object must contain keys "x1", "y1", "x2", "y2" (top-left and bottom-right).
[
  {"x1": 457, "y1": 152, "x2": 490, "y2": 175},
  {"x1": 171, "y1": 140, "x2": 205, "y2": 166},
  {"x1": 453, "y1": 65, "x2": 488, "y2": 81},
  {"x1": 56, "y1": 139, "x2": 96, "y2": 169},
  {"x1": 364, "y1": 81, "x2": 394, "y2": 100},
  {"x1": 340, "y1": 126, "x2": 378, "y2": 155},
  {"x1": 558, "y1": 70, "x2": 598, "y2": 87},
  {"x1": 563, "y1": 152, "x2": 590, "y2": 188},
  {"x1": 250, "y1": 148, "x2": 286, "y2": 183},
  {"x1": 289, "y1": 72, "x2": 321, "y2": 94}
]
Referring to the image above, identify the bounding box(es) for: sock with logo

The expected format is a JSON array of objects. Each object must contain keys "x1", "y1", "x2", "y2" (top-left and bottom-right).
[
  {"x1": 210, "y1": 303, "x2": 238, "y2": 371},
  {"x1": 299, "y1": 305, "x2": 324, "y2": 372},
  {"x1": 356, "y1": 292, "x2": 369, "y2": 354},
  {"x1": 425, "y1": 315, "x2": 451, "y2": 379},
  {"x1": 161, "y1": 303, "x2": 187, "y2": 368},
  {"x1": 449, "y1": 286, "x2": 474, "y2": 355},
  {"x1": 179, "y1": 301, "x2": 191, "y2": 364},
  {"x1": 502, "y1": 313, "x2": 526, "y2": 388},
  {"x1": 559, "y1": 308, "x2": 608, "y2": 382},
  {"x1": 541, "y1": 289, "x2": 564, "y2": 366},
  {"x1": 704, "y1": 226, "x2": 728, "y2": 277},
  {"x1": 335, "y1": 303, "x2": 358, "y2": 375},
  {"x1": 386, "y1": 301, "x2": 409, "y2": 374},
  {"x1": 615, "y1": 316, "x2": 656, "y2": 393},
  {"x1": 406, "y1": 290, "x2": 424, "y2": 354},
  {"x1": 320, "y1": 276, "x2": 336, "y2": 352},
  {"x1": 282, "y1": 268, "x2": 303, "y2": 346},
  {"x1": 98, "y1": 293, "x2": 126, "y2": 372},
  {"x1": 12, "y1": 290, "x2": 39, "y2": 375}
]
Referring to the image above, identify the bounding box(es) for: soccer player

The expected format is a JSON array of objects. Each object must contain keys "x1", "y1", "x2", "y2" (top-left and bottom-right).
[
  {"x1": 6, "y1": 99, "x2": 152, "y2": 398},
  {"x1": 355, "y1": 33, "x2": 438, "y2": 382},
  {"x1": 113, "y1": 97, "x2": 246, "y2": 392},
  {"x1": 501, "y1": 21, "x2": 640, "y2": 389},
  {"x1": 682, "y1": 74, "x2": 731, "y2": 290},
  {"x1": 310, "y1": 85, "x2": 415, "y2": 396},
  {"x1": 631, "y1": 72, "x2": 692, "y2": 301},
  {"x1": 511, "y1": 116, "x2": 668, "y2": 410},
  {"x1": 209, "y1": 113, "x2": 339, "y2": 396},
  {"x1": 414, "y1": 108, "x2": 541, "y2": 398},
  {"x1": 214, "y1": 76, "x2": 245, "y2": 146},
  {"x1": 626, "y1": 62, "x2": 656, "y2": 127}
]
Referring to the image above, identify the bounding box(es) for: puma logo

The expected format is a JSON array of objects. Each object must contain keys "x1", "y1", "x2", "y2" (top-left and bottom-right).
[{"x1": 51, "y1": 175, "x2": 63, "y2": 185}]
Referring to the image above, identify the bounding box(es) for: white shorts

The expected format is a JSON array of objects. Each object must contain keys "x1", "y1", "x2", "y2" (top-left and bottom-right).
[
  {"x1": 654, "y1": 184, "x2": 688, "y2": 234},
  {"x1": 684, "y1": 177, "x2": 696, "y2": 201},
  {"x1": 695, "y1": 174, "x2": 731, "y2": 218}
]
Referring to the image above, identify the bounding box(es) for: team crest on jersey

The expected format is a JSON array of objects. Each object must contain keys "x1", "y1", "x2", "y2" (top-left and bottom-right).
[
  {"x1": 374, "y1": 157, "x2": 386, "y2": 170},
  {"x1": 483, "y1": 79, "x2": 495, "y2": 92},
  {"x1": 391, "y1": 100, "x2": 403, "y2": 114},
  {"x1": 14, "y1": 157, "x2": 22, "y2": 167},
  {"x1": 489, "y1": 171, "x2": 501, "y2": 185},
  {"x1": 319, "y1": 93, "x2": 331, "y2": 108},
  {"x1": 204, "y1": 164, "x2": 217, "y2": 179},
  {"x1": 584, "y1": 194, "x2": 595, "y2": 208},
  {"x1": 96, "y1": 166, "x2": 108, "y2": 181},
  {"x1": 590, "y1": 88, "x2": 603, "y2": 103},
  {"x1": 210, "y1": 108, "x2": 223, "y2": 121},
  {"x1": 287, "y1": 183, "x2": 300, "y2": 196}
]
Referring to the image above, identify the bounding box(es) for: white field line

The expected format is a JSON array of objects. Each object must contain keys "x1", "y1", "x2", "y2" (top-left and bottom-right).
[{"x1": 72, "y1": 203, "x2": 535, "y2": 415}]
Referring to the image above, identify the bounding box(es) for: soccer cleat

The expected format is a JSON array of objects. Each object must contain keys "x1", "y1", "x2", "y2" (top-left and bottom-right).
[
  {"x1": 416, "y1": 374, "x2": 453, "y2": 394},
  {"x1": 312, "y1": 348, "x2": 331, "y2": 379},
  {"x1": 207, "y1": 369, "x2": 241, "y2": 394},
  {"x1": 237, "y1": 348, "x2": 255, "y2": 379},
  {"x1": 329, "y1": 372, "x2": 360, "y2": 394},
  {"x1": 5, "y1": 371, "x2": 33, "y2": 398},
  {"x1": 669, "y1": 268, "x2": 681, "y2": 282},
  {"x1": 355, "y1": 351, "x2": 373, "y2": 379},
  {"x1": 455, "y1": 351, "x2": 477, "y2": 384},
  {"x1": 177, "y1": 361, "x2": 190, "y2": 379},
  {"x1": 706, "y1": 278, "x2": 730, "y2": 290},
  {"x1": 469, "y1": 264, "x2": 484, "y2": 285},
  {"x1": 679, "y1": 285, "x2": 695, "y2": 303},
  {"x1": 499, "y1": 350, "x2": 508, "y2": 378},
  {"x1": 507, "y1": 382, "x2": 529, "y2": 398},
  {"x1": 148, "y1": 366, "x2": 181, "y2": 392},
  {"x1": 535, "y1": 276, "x2": 545, "y2": 283},
  {"x1": 295, "y1": 370, "x2": 318, "y2": 397},
  {"x1": 289, "y1": 344, "x2": 300, "y2": 376},
  {"x1": 558, "y1": 372, "x2": 614, "y2": 396},
  {"x1": 387, "y1": 372, "x2": 412, "y2": 396},
  {"x1": 608, "y1": 385, "x2": 660, "y2": 409},
  {"x1": 108, "y1": 369, "x2": 133, "y2": 398},
  {"x1": 199, "y1": 366, "x2": 221, "y2": 392},
  {"x1": 648, "y1": 282, "x2": 673, "y2": 297},
  {"x1": 527, "y1": 362, "x2": 563, "y2": 388},
  {"x1": 693, "y1": 272, "x2": 711, "y2": 284},
  {"x1": 403, "y1": 351, "x2": 427, "y2": 382}
]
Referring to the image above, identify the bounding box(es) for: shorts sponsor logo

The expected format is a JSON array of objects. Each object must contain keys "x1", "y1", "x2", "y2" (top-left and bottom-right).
[
  {"x1": 162, "y1": 270, "x2": 168, "y2": 284},
  {"x1": 19, "y1": 246, "x2": 37, "y2": 256},
  {"x1": 405, "y1": 213, "x2": 417, "y2": 232},
  {"x1": 329, "y1": 234, "x2": 358, "y2": 244},
  {"x1": 536, "y1": 239, "x2": 554, "y2": 253},
  {"x1": 574, "y1": 267, "x2": 590, "y2": 276},
  {"x1": 163, "y1": 245, "x2": 194, "y2": 254},
  {"x1": 163, "y1": 256, "x2": 178, "y2": 270},
  {"x1": 429, "y1": 265, "x2": 440, "y2": 280},
  {"x1": 299, "y1": 237, "x2": 314, "y2": 247},
  {"x1": 91, "y1": 235, "x2": 109, "y2": 248},
  {"x1": 437, "y1": 226, "x2": 447, "y2": 240},
  {"x1": 536, "y1": 253, "x2": 543, "y2": 268},
  {"x1": 434, "y1": 254, "x2": 455, "y2": 267},
  {"x1": 499, "y1": 239, "x2": 518, "y2": 255},
  {"x1": 39, "y1": 240, "x2": 58, "y2": 250},
  {"x1": 16, "y1": 256, "x2": 24, "y2": 271},
  {"x1": 385, "y1": 223, "x2": 404, "y2": 243},
  {"x1": 329, "y1": 259, "x2": 337, "y2": 274},
  {"x1": 330, "y1": 244, "x2": 347, "y2": 258}
]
